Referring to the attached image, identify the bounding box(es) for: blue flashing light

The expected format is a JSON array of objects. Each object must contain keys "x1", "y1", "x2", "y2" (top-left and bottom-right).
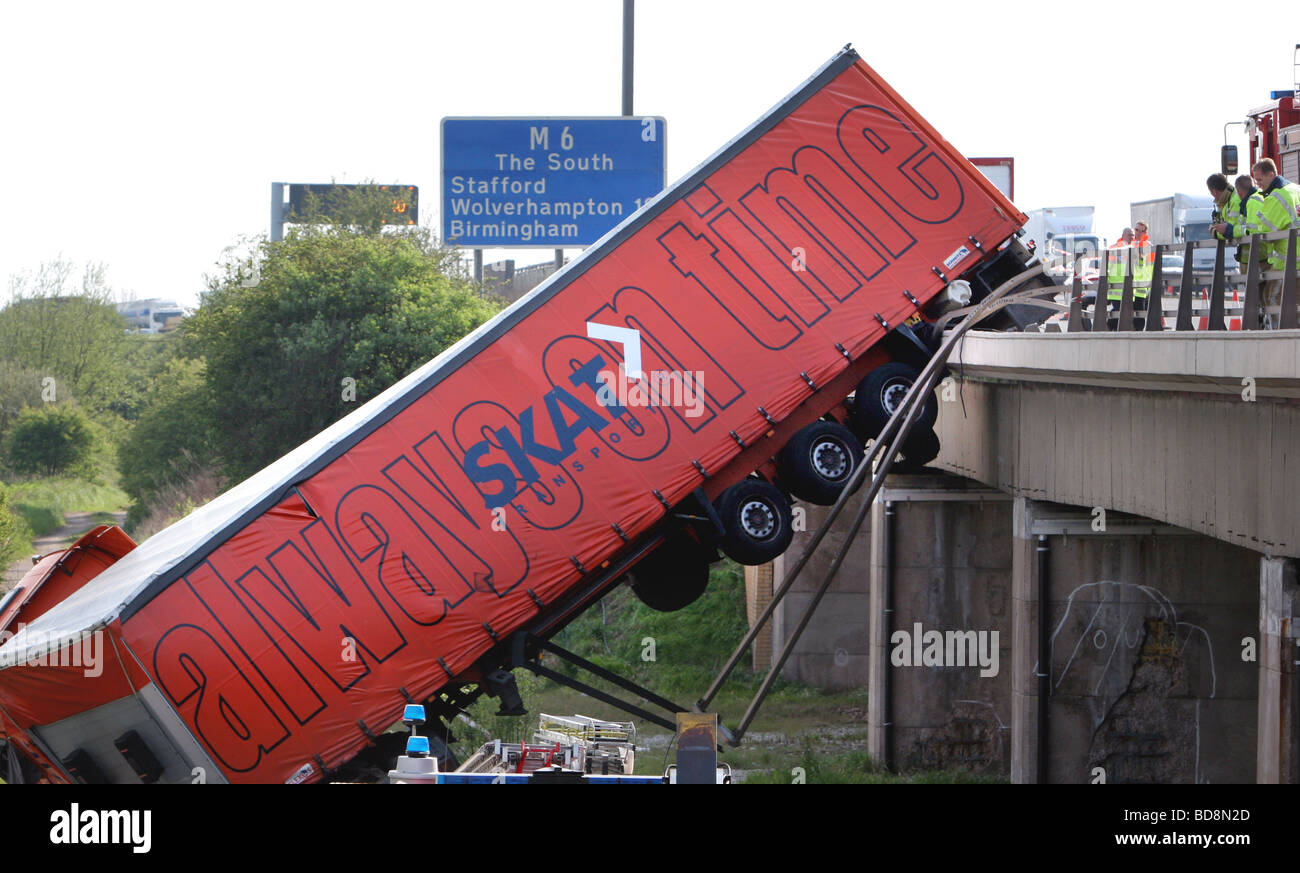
[
  {"x1": 1270, "y1": 90, "x2": 1296, "y2": 100},
  {"x1": 406, "y1": 735, "x2": 431, "y2": 757},
  {"x1": 402, "y1": 704, "x2": 426, "y2": 725}
]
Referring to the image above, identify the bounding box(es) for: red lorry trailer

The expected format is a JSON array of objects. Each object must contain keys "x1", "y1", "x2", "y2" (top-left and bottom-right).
[{"x1": 0, "y1": 46, "x2": 1028, "y2": 783}]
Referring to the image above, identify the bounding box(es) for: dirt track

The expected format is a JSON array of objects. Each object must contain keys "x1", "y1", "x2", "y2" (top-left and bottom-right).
[{"x1": 2, "y1": 510, "x2": 127, "y2": 593}]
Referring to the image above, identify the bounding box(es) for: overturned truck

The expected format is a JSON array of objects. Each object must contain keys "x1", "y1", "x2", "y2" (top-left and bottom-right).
[{"x1": 0, "y1": 46, "x2": 1033, "y2": 783}]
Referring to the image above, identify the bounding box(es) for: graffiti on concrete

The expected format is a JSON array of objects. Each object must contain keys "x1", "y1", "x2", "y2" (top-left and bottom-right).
[
  {"x1": 1039, "y1": 581, "x2": 1216, "y2": 783},
  {"x1": 904, "y1": 699, "x2": 1008, "y2": 774}
]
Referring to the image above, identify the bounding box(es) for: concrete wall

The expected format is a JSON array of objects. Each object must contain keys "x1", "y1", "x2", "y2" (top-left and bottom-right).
[
  {"x1": 768, "y1": 487, "x2": 874, "y2": 691},
  {"x1": 1027, "y1": 510, "x2": 1260, "y2": 784},
  {"x1": 868, "y1": 481, "x2": 1013, "y2": 776},
  {"x1": 768, "y1": 474, "x2": 1014, "y2": 774}
]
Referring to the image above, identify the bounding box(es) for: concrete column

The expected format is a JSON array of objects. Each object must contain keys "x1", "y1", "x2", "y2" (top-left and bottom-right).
[
  {"x1": 769, "y1": 553, "x2": 785, "y2": 672},
  {"x1": 743, "y1": 563, "x2": 774, "y2": 670},
  {"x1": 1257, "y1": 556, "x2": 1299, "y2": 783},
  {"x1": 1010, "y1": 496, "x2": 1041, "y2": 783},
  {"x1": 867, "y1": 495, "x2": 889, "y2": 765}
]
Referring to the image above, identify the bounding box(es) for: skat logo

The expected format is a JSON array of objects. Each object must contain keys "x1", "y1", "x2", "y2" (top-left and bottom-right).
[{"x1": 463, "y1": 354, "x2": 611, "y2": 510}]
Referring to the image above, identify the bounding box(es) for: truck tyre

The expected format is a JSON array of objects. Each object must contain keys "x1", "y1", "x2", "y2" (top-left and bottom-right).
[
  {"x1": 716, "y1": 479, "x2": 794, "y2": 565},
  {"x1": 890, "y1": 427, "x2": 940, "y2": 472},
  {"x1": 850, "y1": 362, "x2": 937, "y2": 439},
  {"x1": 627, "y1": 542, "x2": 712, "y2": 612},
  {"x1": 778, "y1": 420, "x2": 864, "y2": 505}
]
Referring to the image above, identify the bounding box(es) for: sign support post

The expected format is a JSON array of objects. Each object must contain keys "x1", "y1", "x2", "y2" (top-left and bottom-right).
[
  {"x1": 270, "y1": 182, "x2": 285, "y2": 242},
  {"x1": 622, "y1": 0, "x2": 634, "y2": 117},
  {"x1": 441, "y1": 4, "x2": 655, "y2": 279}
]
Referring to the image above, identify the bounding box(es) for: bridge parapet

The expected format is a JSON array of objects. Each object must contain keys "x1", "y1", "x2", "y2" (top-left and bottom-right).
[
  {"x1": 1038, "y1": 229, "x2": 1299, "y2": 333},
  {"x1": 937, "y1": 329, "x2": 1300, "y2": 558}
]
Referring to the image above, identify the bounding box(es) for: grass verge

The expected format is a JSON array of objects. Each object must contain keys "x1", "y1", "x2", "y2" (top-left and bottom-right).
[
  {"x1": 6, "y1": 477, "x2": 130, "y2": 537},
  {"x1": 742, "y1": 747, "x2": 1006, "y2": 784}
]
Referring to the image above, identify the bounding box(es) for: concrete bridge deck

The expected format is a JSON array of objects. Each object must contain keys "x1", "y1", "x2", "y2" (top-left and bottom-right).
[{"x1": 937, "y1": 329, "x2": 1300, "y2": 559}]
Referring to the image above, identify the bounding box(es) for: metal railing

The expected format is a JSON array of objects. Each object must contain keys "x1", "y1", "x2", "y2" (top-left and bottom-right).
[{"x1": 1044, "y1": 228, "x2": 1299, "y2": 332}]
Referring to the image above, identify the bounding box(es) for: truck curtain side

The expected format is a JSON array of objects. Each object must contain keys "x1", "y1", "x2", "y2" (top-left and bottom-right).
[{"x1": 0, "y1": 46, "x2": 1026, "y2": 784}]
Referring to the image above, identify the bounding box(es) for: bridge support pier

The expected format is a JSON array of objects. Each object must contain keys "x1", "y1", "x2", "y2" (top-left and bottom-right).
[
  {"x1": 1257, "y1": 556, "x2": 1300, "y2": 783},
  {"x1": 1010, "y1": 496, "x2": 1043, "y2": 784},
  {"x1": 1002, "y1": 494, "x2": 1257, "y2": 784}
]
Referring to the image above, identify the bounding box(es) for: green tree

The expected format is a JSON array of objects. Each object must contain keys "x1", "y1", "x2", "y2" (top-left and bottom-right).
[
  {"x1": 0, "y1": 260, "x2": 129, "y2": 415},
  {"x1": 5, "y1": 405, "x2": 94, "y2": 476},
  {"x1": 187, "y1": 225, "x2": 499, "y2": 481},
  {"x1": 113, "y1": 332, "x2": 188, "y2": 422},
  {"x1": 0, "y1": 361, "x2": 48, "y2": 445},
  {"x1": 118, "y1": 356, "x2": 218, "y2": 509}
]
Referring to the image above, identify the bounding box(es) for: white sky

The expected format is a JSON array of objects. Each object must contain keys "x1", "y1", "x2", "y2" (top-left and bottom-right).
[{"x1": 2, "y1": 0, "x2": 1296, "y2": 309}]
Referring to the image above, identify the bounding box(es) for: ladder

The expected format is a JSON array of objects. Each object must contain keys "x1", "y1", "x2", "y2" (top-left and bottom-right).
[{"x1": 515, "y1": 742, "x2": 561, "y2": 774}]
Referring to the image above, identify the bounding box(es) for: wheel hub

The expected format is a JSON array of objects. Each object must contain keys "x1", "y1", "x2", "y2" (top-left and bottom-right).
[
  {"x1": 739, "y1": 499, "x2": 777, "y2": 540},
  {"x1": 811, "y1": 439, "x2": 850, "y2": 481},
  {"x1": 881, "y1": 379, "x2": 911, "y2": 414}
]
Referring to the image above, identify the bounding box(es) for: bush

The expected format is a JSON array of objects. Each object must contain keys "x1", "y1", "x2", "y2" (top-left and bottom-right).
[
  {"x1": 125, "y1": 466, "x2": 225, "y2": 542},
  {"x1": 554, "y1": 560, "x2": 756, "y2": 697},
  {"x1": 0, "y1": 484, "x2": 35, "y2": 568},
  {"x1": 0, "y1": 261, "x2": 129, "y2": 415},
  {"x1": 0, "y1": 361, "x2": 47, "y2": 444},
  {"x1": 119, "y1": 358, "x2": 217, "y2": 508},
  {"x1": 5, "y1": 405, "x2": 94, "y2": 476}
]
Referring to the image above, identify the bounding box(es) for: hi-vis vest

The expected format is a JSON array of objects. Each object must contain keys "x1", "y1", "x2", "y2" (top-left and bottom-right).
[
  {"x1": 1214, "y1": 191, "x2": 1242, "y2": 241},
  {"x1": 1216, "y1": 190, "x2": 1263, "y2": 263},
  {"x1": 1235, "y1": 191, "x2": 1267, "y2": 261},
  {"x1": 1106, "y1": 243, "x2": 1153, "y2": 299},
  {"x1": 1255, "y1": 182, "x2": 1300, "y2": 269}
]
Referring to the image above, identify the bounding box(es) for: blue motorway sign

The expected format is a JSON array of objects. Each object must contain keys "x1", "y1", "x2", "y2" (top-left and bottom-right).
[{"x1": 441, "y1": 117, "x2": 666, "y2": 248}]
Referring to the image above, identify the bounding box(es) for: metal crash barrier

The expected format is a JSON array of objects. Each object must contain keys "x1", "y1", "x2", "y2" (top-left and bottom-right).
[{"x1": 1048, "y1": 229, "x2": 1299, "y2": 333}]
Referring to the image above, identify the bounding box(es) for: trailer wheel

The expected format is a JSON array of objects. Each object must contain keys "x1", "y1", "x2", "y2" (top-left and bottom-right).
[
  {"x1": 716, "y1": 479, "x2": 793, "y2": 565},
  {"x1": 778, "y1": 420, "x2": 864, "y2": 505},
  {"x1": 626, "y1": 539, "x2": 714, "y2": 612},
  {"x1": 889, "y1": 427, "x2": 941, "y2": 472},
  {"x1": 850, "y1": 362, "x2": 937, "y2": 440}
]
